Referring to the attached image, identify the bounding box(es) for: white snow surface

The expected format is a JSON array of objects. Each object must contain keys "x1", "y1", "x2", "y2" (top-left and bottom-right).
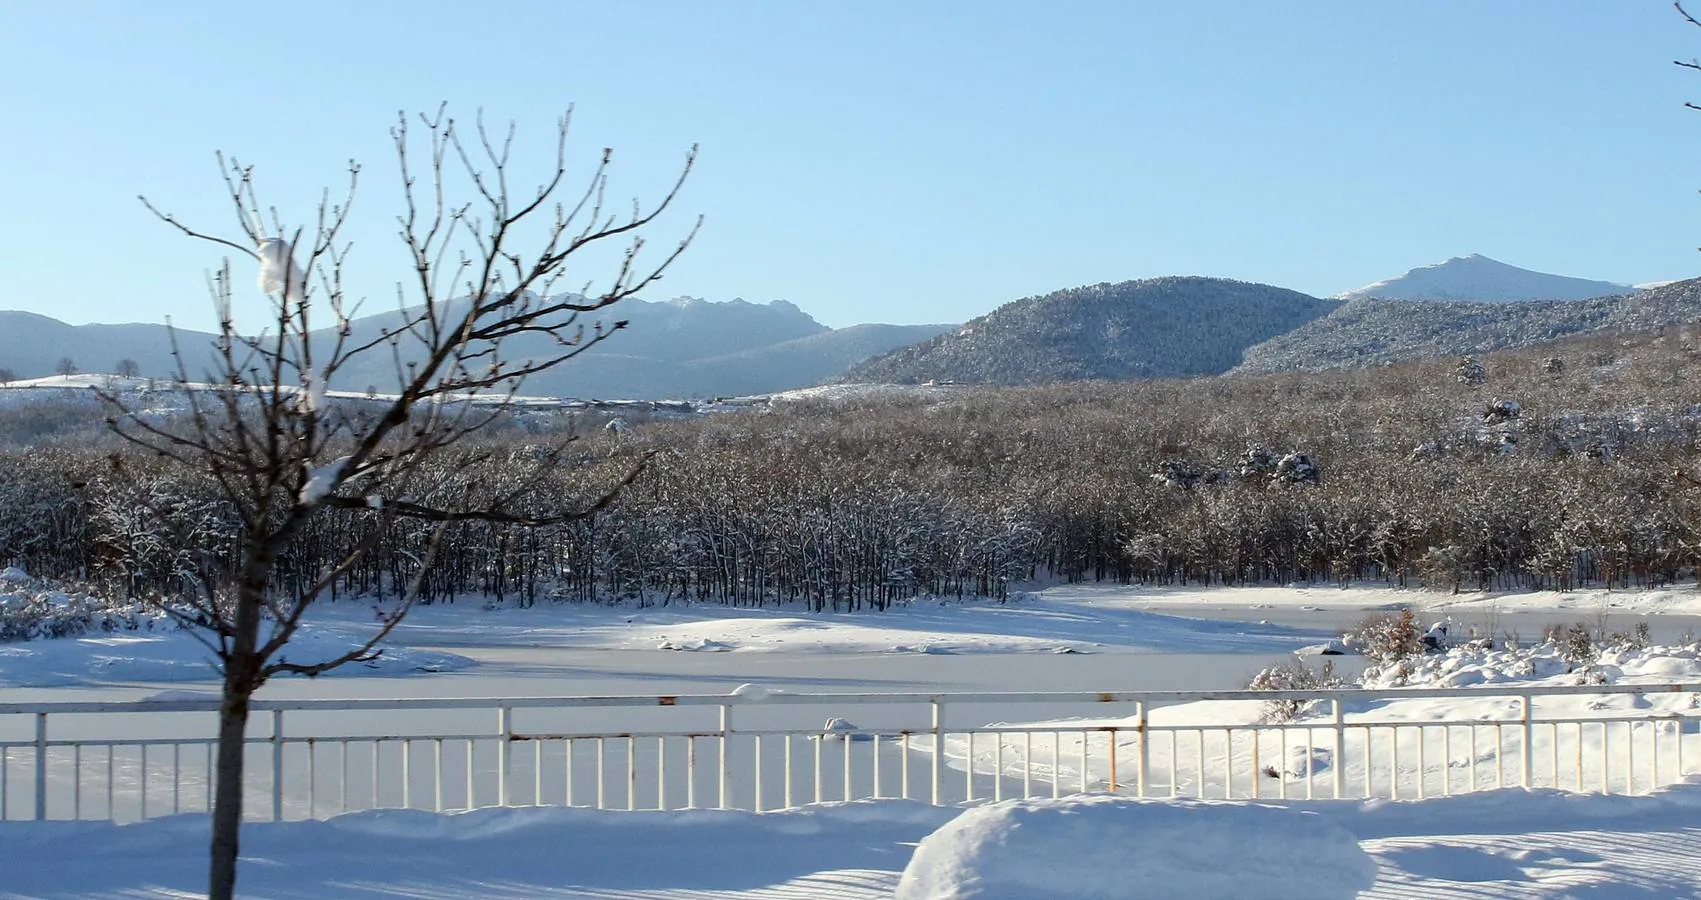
[
  {"x1": 1336, "y1": 253, "x2": 1631, "y2": 303},
  {"x1": 5, "y1": 786, "x2": 1701, "y2": 898},
  {"x1": 0, "y1": 621, "x2": 472, "y2": 687},
  {"x1": 897, "y1": 794, "x2": 1375, "y2": 900}
]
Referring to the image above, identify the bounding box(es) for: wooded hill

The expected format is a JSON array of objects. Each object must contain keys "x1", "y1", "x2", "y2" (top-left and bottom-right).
[
  {"x1": 842, "y1": 277, "x2": 1340, "y2": 384},
  {"x1": 4, "y1": 321, "x2": 1701, "y2": 612}
]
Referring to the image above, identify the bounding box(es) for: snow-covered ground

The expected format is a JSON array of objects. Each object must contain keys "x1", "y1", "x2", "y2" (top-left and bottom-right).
[
  {"x1": 0, "y1": 588, "x2": 1336, "y2": 688},
  {"x1": 3, "y1": 786, "x2": 1700, "y2": 898},
  {"x1": 6, "y1": 581, "x2": 1701, "y2": 896}
]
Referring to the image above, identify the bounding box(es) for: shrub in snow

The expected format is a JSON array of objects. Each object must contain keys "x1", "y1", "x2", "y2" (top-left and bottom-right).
[
  {"x1": 894, "y1": 795, "x2": 1376, "y2": 900},
  {"x1": 1272, "y1": 451, "x2": 1319, "y2": 485},
  {"x1": 1481, "y1": 398, "x2": 1522, "y2": 425},
  {"x1": 1345, "y1": 609, "x2": 1424, "y2": 667},
  {"x1": 1236, "y1": 443, "x2": 1277, "y2": 480},
  {"x1": 1150, "y1": 458, "x2": 1205, "y2": 489},
  {"x1": 1246, "y1": 658, "x2": 1342, "y2": 723},
  {"x1": 0, "y1": 582, "x2": 173, "y2": 643},
  {"x1": 1455, "y1": 355, "x2": 1486, "y2": 385}
]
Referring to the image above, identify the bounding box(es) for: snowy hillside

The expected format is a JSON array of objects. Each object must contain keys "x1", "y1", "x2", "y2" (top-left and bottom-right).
[{"x1": 1338, "y1": 254, "x2": 1632, "y2": 302}]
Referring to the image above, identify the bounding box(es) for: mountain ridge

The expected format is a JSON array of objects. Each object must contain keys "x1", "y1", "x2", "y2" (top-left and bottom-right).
[{"x1": 1337, "y1": 254, "x2": 1632, "y2": 303}]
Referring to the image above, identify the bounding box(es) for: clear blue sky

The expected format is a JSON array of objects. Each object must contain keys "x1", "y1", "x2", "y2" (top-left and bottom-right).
[{"x1": 2, "y1": 1, "x2": 1698, "y2": 330}]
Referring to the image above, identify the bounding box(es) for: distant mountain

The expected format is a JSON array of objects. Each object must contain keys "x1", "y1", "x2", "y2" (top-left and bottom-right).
[
  {"x1": 1338, "y1": 254, "x2": 1632, "y2": 303},
  {"x1": 1235, "y1": 277, "x2": 1701, "y2": 375},
  {"x1": 841, "y1": 277, "x2": 1340, "y2": 386},
  {"x1": 0, "y1": 299, "x2": 947, "y2": 399}
]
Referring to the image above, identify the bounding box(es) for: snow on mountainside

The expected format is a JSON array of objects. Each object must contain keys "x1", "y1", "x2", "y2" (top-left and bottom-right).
[{"x1": 1338, "y1": 254, "x2": 1633, "y2": 303}]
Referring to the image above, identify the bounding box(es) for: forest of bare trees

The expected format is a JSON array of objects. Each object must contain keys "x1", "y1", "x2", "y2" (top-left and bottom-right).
[{"x1": 5, "y1": 323, "x2": 1701, "y2": 611}]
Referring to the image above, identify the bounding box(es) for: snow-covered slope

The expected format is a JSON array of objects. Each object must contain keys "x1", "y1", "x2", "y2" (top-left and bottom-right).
[{"x1": 1337, "y1": 254, "x2": 1632, "y2": 303}]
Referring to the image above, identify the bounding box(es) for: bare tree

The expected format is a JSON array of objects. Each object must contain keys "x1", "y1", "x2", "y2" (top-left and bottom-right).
[
  {"x1": 0, "y1": 366, "x2": 14, "y2": 384},
  {"x1": 54, "y1": 356, "x2": 77, "y2": 377},
  {"x1": 116, "y1": 358, "x2": 141, "y2": 378},
  {"x1": 105, "y1": 106, "x2": 697, "y2": 900}
]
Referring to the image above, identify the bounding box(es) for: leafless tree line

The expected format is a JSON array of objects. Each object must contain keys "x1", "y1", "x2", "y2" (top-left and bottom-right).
[{"x1": 7, "y1": 326, "x2": 1701, "y2": 605}]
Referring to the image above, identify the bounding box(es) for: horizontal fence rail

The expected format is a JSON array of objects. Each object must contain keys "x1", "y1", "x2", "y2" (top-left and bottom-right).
[{"x1": 2, "y1": 683, "x2": 1698, "y2": 822}]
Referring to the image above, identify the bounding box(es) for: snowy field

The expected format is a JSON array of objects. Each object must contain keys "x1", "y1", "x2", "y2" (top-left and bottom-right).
[
  {"x1": 5, "y1": 581, "x2": 1701, "y2": 896},
  {"x1": 3, "y1": 787, "x2": 1700, "y2": 898}
]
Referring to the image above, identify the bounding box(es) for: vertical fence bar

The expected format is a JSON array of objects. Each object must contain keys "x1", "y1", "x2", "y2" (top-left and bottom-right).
[
  {"x1": 930, "y1": 700, "x2": 943, "y2": 806},
  {"x1": 401, "y1": 739, "x2": 411, "y2": 810},
  {"x1": 995, "y1": 735, "x2": 1004, "y2": 801},
  {"x1": 434, "y1": 740, "x2": 443, "y2": 812},
  {"x1": 567, "y1": 739, "x2": 577, "y2": 808},
  {"x1": 753, "y1": 736, "x2": 763, "y2": 812},
  {"x1": 900, "y1": 734, "x2": 910, "y2": 801},
  {"x1": 307, "y1": 741, "x2": 317, "y2": 818},
  {"x1": 1520, "y1": 695, "x2": 1533, "y2": 789},
  {"x1": 784, "y1": 735, "x2": 793, "y2": 808},
  {"x1": 596, "y1": 738, "x2": 606, "y2": 809},
  {"x1": 1621, "y1": 721, "x2": 1633, "y2": 792},
  {"x1": 1052, "y1": 732, "x2": 1061, "y2": 799},
  {"x1": 1022, "y1": 732, "x2": 1032, "y2": 799},
  {"x1": 535, "y1": 740, "x2": 544, "y2": 806},
  {"x1": 627, "y1": 736, "x2": 637, "y2": 811},
  {"x1": 874, "y1": 735, "x2": 884, "y2": 800},
  {"x1": 497, "y1": 706, "x2": 512, "y2": 808},
  {"x1": 1601, "y1": 722, "x2": 1610, "y2": 795},
  {"x1": 270, "y1": 710, "x2": 283, "y2": 822},
  {"x1": 1079, "y1": 731, "x2": 1089, "y2": 795},
  {"x1": 658, "y1": 736, "x2": 667, "y2": 811},
  {"x1": 34, "y1": 713, "x2": 48, "y2": 820},
  {"x1": 465, "y1": 739, "x2": 475, "y2": 809},
  {"x1": 964, "y1": 733, "x2": 975, "y2": 802},
  {"x1": 1332, "y1": 701, "x2": 1345, "y2": 800},
  {"x1": 718, "y1": 705, "x2": 730, "y2": 811},
  {"x1": 684, "y1": 737, "x2": 694, "y2": 809},
  {"x1": 1137, "y1": 701, "x2": 1149, "y2": 798},
  {"x1": 844, "y1": 733, "x2": 854, "y2": 802},
  {"x1": 595, "y1": 738, "x2": 608, "y2": 806}
]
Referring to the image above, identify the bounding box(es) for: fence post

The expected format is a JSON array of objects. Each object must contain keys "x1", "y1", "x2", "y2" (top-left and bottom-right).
[
  {"x1": 1520, "y1": 694, "x2": 1533, "y2": 789},
  {"x1": 33, "y1": 713, "x2": 47, "y2": 821},
  {"x1": 931, "y1": 699, "x2": 944, "y2": 806},
  {"x1": 1331, "y1": 699, "x2": 1345, "y2": 800},
  {"x1": 497, "y1": 706, "x2": 512, "y2": 807},
  {"x1": 1135, "y1": 701, "x2": 1148, "y2": 798},
  {"x1": 271, "y1": 709, "x2": 284, "y2": 821},
  {"x1": 718, "y1": 704, "x2": 730, "y2": 810}
]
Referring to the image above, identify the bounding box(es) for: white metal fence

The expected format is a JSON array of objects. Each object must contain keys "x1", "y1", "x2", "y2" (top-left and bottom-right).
[{"x1": 2, "y1": 683, "x2": 1697, "y2": 822}]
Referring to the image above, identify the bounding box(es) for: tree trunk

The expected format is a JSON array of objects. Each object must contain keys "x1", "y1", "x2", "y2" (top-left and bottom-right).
[
  {"x1": 208, "y1": 671, "x2": 254, "y2": 900},
  {"x1": 209, "y1": 562, "x2": 270, "y2": 900}
]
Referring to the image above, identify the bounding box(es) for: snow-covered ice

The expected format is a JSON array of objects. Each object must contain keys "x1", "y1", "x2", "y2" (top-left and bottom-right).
[{"x1": 0, "y1": 622, "x2": 473, "y2": 687}]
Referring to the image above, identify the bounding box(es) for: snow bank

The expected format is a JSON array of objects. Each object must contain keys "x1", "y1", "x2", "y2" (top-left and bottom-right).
[
  {"x1": 1362, "y1": 639, "x2": 1701, "y2": 690},
  {"x1": 895, "y1": 795, "x2": 1375, "y2": 900}
]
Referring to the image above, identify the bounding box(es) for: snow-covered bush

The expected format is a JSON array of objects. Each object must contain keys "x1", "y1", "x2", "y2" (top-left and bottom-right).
[
  {"x1": 1247, "y1": 658, "x2": 1343, "y2": 723},
  {"x1": 1344, "y1": 609, "x2": 1424, "y2": 667},
  {"x1": 1455, "y1": 355, "x2": 1486, "y2": 385},
  {"x1": 0, "y1": 572, "x2": 172, "y2": 643},
  {"x1": 1272, "y1": 451, "x2": 1320, "y2": 485}
]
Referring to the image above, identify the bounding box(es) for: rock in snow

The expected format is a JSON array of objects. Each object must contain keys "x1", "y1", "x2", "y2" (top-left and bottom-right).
[{"x1": 895, "y1": 795, "x2": 1376, "y2": 900}]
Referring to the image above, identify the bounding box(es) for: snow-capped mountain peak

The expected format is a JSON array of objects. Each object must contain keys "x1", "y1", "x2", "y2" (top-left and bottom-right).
[{"x1": 1337, "y1": 254, "x2": 1633, "y2": 303}]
